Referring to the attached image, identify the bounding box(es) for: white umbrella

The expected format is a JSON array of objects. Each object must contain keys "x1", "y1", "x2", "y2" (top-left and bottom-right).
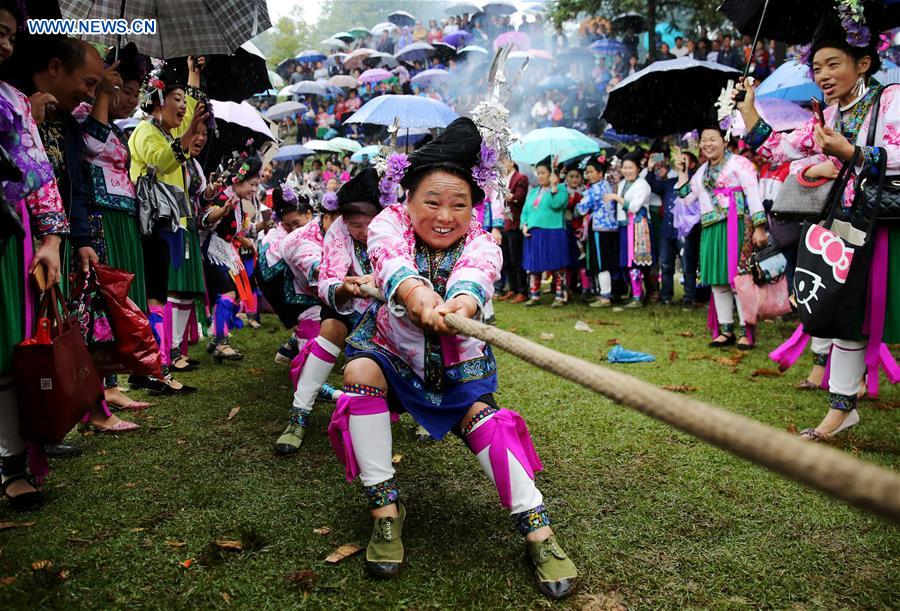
[
  {"x1": 328, "y1": 137, "x2": 363, "y2": 153},
  {"x1": 304, "y1": 139, "x2": 344, "y2": 153},
  {"x1": 445, "y1": 1, "x2": 482, "y2": 15},
  {"x1": 329, "y1": 74, "x2": 360, "y2": 89},
  {"x1": 267, "y1": 70, "x2": 284, "y2": 89},
  {"x1": 371, "y1": 22, "x2": 398, "y2": 35},
  {"x1": 289, "y1": 81, "x2": 327, "y2": 96},
  {"x1": 321, "y1": 37, "x2": 348, "y2": 49},
  {"x1": 265, "y1": 101, "x2": 307, "y2": 121},
  {"x1": 210, "y1": 100, "x2": 275, "y2": 140}
]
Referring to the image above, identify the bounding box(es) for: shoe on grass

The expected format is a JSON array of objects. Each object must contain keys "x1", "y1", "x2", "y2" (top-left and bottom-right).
[
  {"x1": 589, "y1": 297, "x2": 612, "y2": 308},
  {"x1": 366, "y1": 503, "x2": 406, "y2": 578},
  {"x1": 274, "y1": 423, "x2": 305, "y2": 456},
  {"x1": 526, "y1": 534, "x2": 577, "y2": 600}
]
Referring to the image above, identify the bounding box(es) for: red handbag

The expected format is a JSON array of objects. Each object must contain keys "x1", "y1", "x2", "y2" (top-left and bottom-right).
[{"x1": 13, "y1": 285, "x2": 104, "y2": 443}]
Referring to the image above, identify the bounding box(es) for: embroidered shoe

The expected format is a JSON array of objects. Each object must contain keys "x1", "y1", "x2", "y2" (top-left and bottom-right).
[
  {"x1": 274, "y1": 423, "x2": 305, "y2": 455},
  {"x1": 526, "y1": 535, "x2": 577, "y2": 600},
  {"x1": 366, "y1": 503, "x2": 406, "y2": 579}
]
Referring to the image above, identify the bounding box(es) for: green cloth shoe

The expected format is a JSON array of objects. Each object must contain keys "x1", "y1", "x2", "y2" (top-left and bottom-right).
[
  {"x1": 526, "y1": 534, "x2": 577, "y2": 600},
  {"x1": 366, "y1": 503, "x2": 406, "y2": 578},
  {"x1": 274, "y1": 423, "x2": 305, "y2": 456}
]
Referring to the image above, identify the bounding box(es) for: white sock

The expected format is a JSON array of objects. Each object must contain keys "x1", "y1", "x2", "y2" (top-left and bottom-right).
[
  {"x1": 733, "y1": 292, "x2": 746, "y2": 326},
  {"x1": 348, "y1": 410, "x2": 394, "y2": 487},
  {"x1": 291, "y1": 337, "x2": 342, "y2": 411},
  {"x1": 598, "y1": 271, "x2": 612, "y2": 295},
  {"x1": 810, "y1": 336, "x2": 832, "y2": 356},
  {"x1": 828, "y1": 339, "x2": 867, "y2": 397},
  {"x1": 469, "y1": 414, "x2": 544, "y2": 515},
  {"x1": 169, "y1": 298, "x2": 192, "y2": 350},
  {"x1": 0, "y1": 375, "x2": 25, "y2": 457},
  {"x1": 712, "y1": 286, "x2": 734, "y2": 325}
]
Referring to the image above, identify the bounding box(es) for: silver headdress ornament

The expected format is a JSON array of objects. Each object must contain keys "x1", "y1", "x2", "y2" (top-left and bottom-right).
[
  {"x1": 372, "y1": 117, "x2": 410, "y2": 207},
  {"x1": 715, "y1": 79, "x2": 737, "y2": 141}
]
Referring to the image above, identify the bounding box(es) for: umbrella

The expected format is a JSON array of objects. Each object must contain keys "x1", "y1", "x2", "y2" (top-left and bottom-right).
[
  {"x1": 589, "y1": 39, "x2": 626, "y2": 56},
  {"x1": 167, "y1": 40, "x2": 270, "y2": 102},
  {"x1": 874, "y1": 67, "x2": 900, "y2": 85},
  {"x1": 268, "y1": 70, "x2": 284, "y2": 89},
  {"x1": 296, "y1": 50, "x2": 327, "y2": 64},
  {"x1": 58, "y1": 0, "x2": 271, "y2": 59},
  {"x1": 343, "y1": 48, "x2": 378, "y2": 70},
  {"x1": 411, "y1": 68, "x2": 451, "y2": 87},
  {"x1": 265, "y1": 101, "x2": 307, "y2": 121},
  {"x1": 272, "y1": 144, "x2": 315, "y2": 161},
  {"x1": 363, "y1": 52, "x2": 400, "y2": 69},
  {"x1": 443, "y1": 31, "x2": 472, "y2": 48},
  {"x1": 603, "y1": 127, "x2": 647, "y2": 144},
  {"x1": 349, "y1": 27, "x2": 371, "y2": 39},
  {"x1": 358, "y1": 68, "x2": 394, "y2": 84},
  {"x1": 321, "y1": 37, "x2": 348, "y2": 49},
  {"x1": 482, "y1": 1, "x2": 517, "y2": 16},
  {"x1": 446, "y1": 1, "x2": 482, "y2": 14},
  {"x1": 371, "y1": 22, "x2": 398, "y2": 35},
  {"x1": 459, "y1": 45, "x2": 489, "y2": 55},
  {"x1": 388, "y1": 10, "x2": 416, "y2": 27},
  {"x1": 604, "y1": 58, "x2": 741, "y2": 137},
  {"x1": 345, "y1": 94, "x2": 459, "y2": 129},
  {"x1": 494, "y1": 31, "x2": 530, "y2": 51},
  {"x1": 289, "y1": 81, "x2": 328, "y2": 96},
  {"x1": 396, "y1": 42, "x2": 435, "y2": 62},
  {"x1": 537, "y1": 75, "x2": 577, "y2": 91},
  {"x1": 328, "y1": 74, "x2": 359, "y2": 89},
  {"x1": 612, "y1": 12, "x2": 645, "y2": 33},
  {"x1": 755, "y1": 60, "x2": 822, "y2": 102},
  {"x1": 642, "y1": 22, "x2": 684, "y2": 50},
  {"x1": 432, "y1": 42, "x2": 458, "y2": 62},
  {"x1": 386, "y1": 127, "x2": 431, "y2": 147},
  {"x1": 210, "y1": 100, "x2": 275, "y2": 140},
  {"x1": 731, "y1": 98, "x2": 812, "y2": 135},
  {"x1": 558, "y1": 46, "x2": 594, "y2": 58},
  {"x1": 328, "y1": 137, "x2": 363, "y2": 153},
  {"x1": 304, "y1": 139, "x2": 344, "y2": 153},
  {"x1": 392, "y1": 65, "x2": 411, "y2": 85},
  {"x1": 510, "y1": 49, "x2": 554, "y2": 61},
  {"x1": 509, "y1": 127, "x2": 600, "y2": 165},
  {"x1": 328, "y1": 52, "x2": 348, "y2": 62},
  {"x1": 351, "y1": 144, "x2": 382, "y2": 163}
]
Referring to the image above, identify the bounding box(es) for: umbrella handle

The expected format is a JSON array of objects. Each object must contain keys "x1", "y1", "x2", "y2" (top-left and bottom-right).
[{"x1": 736, "y1": 0, "x2": 772, "y2": 103}]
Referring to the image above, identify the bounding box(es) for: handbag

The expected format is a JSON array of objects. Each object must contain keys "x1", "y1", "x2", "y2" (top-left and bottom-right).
[
  {"x1": 747, "y1": 243, "x2": 788, "y2": 285},
  {"x1": 734, "y1": 274, "x2": 792, "y2": 327},
  {"x1": 794, "y1": 147, "x2": 881, "y2": 340},
  {"x1": 135, "y1": 166, "x2": 189, "y2": 236},
  {"x1": 13, "y1": 285, "x2": 104, "y2": 444},
  {"x1": 860, "y1": 87, "x2": 900, "y2": 223},
  {"x1": 770, "y1": 168, "x2": 836, "y2": 221}
]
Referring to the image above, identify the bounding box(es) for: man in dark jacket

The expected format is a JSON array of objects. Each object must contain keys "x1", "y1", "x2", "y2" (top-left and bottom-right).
[{"x1": 498, "y1": 158, "x2": 530, "y2": 303}]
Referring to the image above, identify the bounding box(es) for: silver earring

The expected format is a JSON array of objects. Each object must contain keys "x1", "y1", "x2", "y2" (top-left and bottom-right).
[{"x1": 855, "y1": 76, "x2": 866, "y2": 97}]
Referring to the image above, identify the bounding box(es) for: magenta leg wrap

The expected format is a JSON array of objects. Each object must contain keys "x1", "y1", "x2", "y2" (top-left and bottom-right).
[
  {"x1": 289, "y1": 337, "x2": 339, "y2": 389},
  {"x1": 149, "y1": 305, "x2": 171, "y2": 366},
  {"x1": 629, "y1": 268, "x2": 643, "y2": 299},
  {"x1": 296, "y1": 318, "x2": 321, "y2": 342},
  {"x1": 465, "y1": 409, "x2": 543, "y2": 509},
  {"x1": 769, "y1": 324, "x2": 810, "y2": 371},
  {"x1": 327, "y1": 394, "x2": 389, "y2": 482}
]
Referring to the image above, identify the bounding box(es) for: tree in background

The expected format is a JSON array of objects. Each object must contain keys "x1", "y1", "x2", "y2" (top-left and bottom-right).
[{"x1": 253, "y1": 7, "x2": 315, "y2": 69}]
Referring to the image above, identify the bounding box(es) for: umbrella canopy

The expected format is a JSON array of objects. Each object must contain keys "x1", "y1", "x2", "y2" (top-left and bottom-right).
[
  {"x1": 268, "y1": 70, "x2": 284, "y2": 89},
  {"x1": 328, "y1": 74, "x2": 360, "y2": 89},
  {"x1": 396, "y1": 42, "x2": 435, "y2": 62},
  {"x1": 363, "y1": 52, "x2": 400, "y2": 69},
  {"x1": 509, "y1": 49, "x2": 554, "y2": 61},
  {"x1": 411, "y1": 68, "x2": 451, "y2": 87},
  {"x1": 875, "y1": 67, "x2": 900, "y2": 85},
  {"x1": 58, "y1": 0, "x2": 271, "y2": 59},
  {"x1": 731, "y1": 98, "x2": 812, "y2": 135},
  {"x1": 333, "y1": 31, "x2": 355, "y2": 42},
  {"x1": 755, "y1": 60, "x2": 822, "y2": 102},
  {"x1": 494, "y1": 31, "x2": 530, "y2": 51},
  {"x1": 432, "y1": 42, "x2": 458, "y2": 62},
  {"x1": 603, "y1": 58, "x2": 741, "y2": 137},
  {"x1": 612, "y1": 12, "x2": 645, "y2": 33},
  {"x1": 509, "y1": 127, "x2": 600, "y2": 165},
  {"x1": 387, "y1": 127, "x2": 432, "y2": 147},
  {"x1": 345, "y1": 94, "x2": 459, "y2": 129},
  {"x1": 167, "y1": 40, "x2": 270, "y2": 102},
  {"x1": 459, "y1": 45, "x2": 489, "y2": 55},
  {"x1": 482, "y1": 1, "x2": 517, "y2": 16},
  {"x1": 351, "y1": 144, "x2": 382, "y2": 163},
  {"x1": 443, "y1": 31, "x2": 472, "y2": 48},
  {"x1": 537, "y1": 75, "x2": 577, "y2": 91},
  {"x1": 210, "y1": 100, "x2": 275, "y2": 140},
  {"x1": 265, "y1": 101, "x2": 307, "y2": 121},
  {"x1": 392, "y1": 65, "x2": 411, "y2": 85},
  {"x1": 446, "y1": 1, "x2": 482, "y2": 14},
  {"x1": 304, "y1": 139, "x2": 344, "y2": 153},
  {"x1": 296, "y1": 50, "x2": 327, "y2": 64},
  {"x1": 321, "y1": 37, "x2": 348, "y2": 49},
  {"x1": 358, "y1": 68, "x2": 394, "y2": 84},
  {"x1": 371, "y1": 22, "x2": 398, "y2": 35},
  {"x1": 343, "y1": 48, "x2": 378, "y2": 70},
  {"x1": 349, "y1": 27, "x2": 371, "y2": 39},
  {"x1": 589, "y1": 39, "x2": 626, "y2": 56},
  {"x1": 289, "y1": 81, "x2": 328, "y2": 97},
  {"x1": 388, "y1": 10, "x2": 416, "y2": 27},
  {"x1": 272, "y1": 144, "x2": 316, "y2": 161},
  {"x1": 328, "y1": 137, "x2": 363, "y2": 153}
]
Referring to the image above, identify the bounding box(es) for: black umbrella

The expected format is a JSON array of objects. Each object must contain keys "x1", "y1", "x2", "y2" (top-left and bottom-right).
[
  {"x1": 168, "y1": 42, "x2": 271, "y2": 102},
  {"x1": 612, "y1": 12, "x2": 646, "y2": 34},
  {"x1": 603, "y1": 58, "x2": 740, "y2": 137},
  {"x1": 432, "y1": 42, "x2": 458, "y2": 62},
  {"x1": 388, "y1": 10, "x2": 416, "y2": 27}
]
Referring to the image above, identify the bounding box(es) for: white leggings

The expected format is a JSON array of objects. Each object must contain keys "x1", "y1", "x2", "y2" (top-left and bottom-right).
[
  {"x1": 711, "y1": 286, "x2": 745, "y2": 326},
  {"x1": 828, "y1": 339, "x2": 866, "y2": 398}
]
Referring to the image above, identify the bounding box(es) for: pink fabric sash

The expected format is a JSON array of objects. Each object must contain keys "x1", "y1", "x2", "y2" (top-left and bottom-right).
[
  {"x1": 289, "y1": 337, "x2": 338, "y2": 390},
  {"x1": 16, "y1": 200, "x2": 35, "y2": 335},
  {"x1": 861, "y1": 226, "x2": 899, "y2": 398},
  {"x1": 296, "y1": 318, "x2": 321, "y2": 342},
  {"x1": 769, "y1": 324, "x2": 811, "y2": 371},
  {"x1": 465, "y1": 409, "x2": 543, "y2": 509},
  {"x1": 327, "y1": 394, "x2": 389, "y2": 482},
  {"x1": 626, "y1": 212, "x2": 635, "y2": 267},
  {"x1": 440, "y1": 336, "x2": 462, "y2": 367},
  {"x1": 714, "y1": 186, "x2": 743, "y2": 290}
]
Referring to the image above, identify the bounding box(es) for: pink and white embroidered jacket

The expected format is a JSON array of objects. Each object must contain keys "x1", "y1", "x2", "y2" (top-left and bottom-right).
[
  {"x1": 318, "y1": 217, "x2": 374, "y2": 317},
  {"x1": 259, "y1": 223, "x2": 288, "y2": 269},
  {"x1": 365, "y1": 204, "x2": 502, "y2": 381},
  {"x1": 675, "y1": 153, "x2": 765, "y2": 227},
  {"x1": 281, "y1": 217, "x2": 324, "y2": 301}
]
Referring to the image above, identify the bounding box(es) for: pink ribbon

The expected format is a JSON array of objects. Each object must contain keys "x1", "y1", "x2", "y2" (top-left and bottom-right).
[
  {"x1": 626, "y1": 213, "x2": 635, "y2": 268},
  {"x1": 327, "y1": 394, "x2": 389, "y2": 482},
  {"x1": 440, "y1": 336, "x2": 462, "y2": 367},
  {"x1": 296, "y1": 318, "x2": 321, "y2": 342},
  {"x1": 769, "y1": 324, "x2": 811, "y2": 371},
  {"x1": 714, "y1": 187, "x2": 743, "y2": 290},
  {"x1": 289, "y1": 337, "x2": 338, "y2": 390},
  {"x1": 862, "y1": 226, "x2": 890, "y2": 398},
  {"x1": 464, "y1": 409, "x2": 543, "y2": 509}
]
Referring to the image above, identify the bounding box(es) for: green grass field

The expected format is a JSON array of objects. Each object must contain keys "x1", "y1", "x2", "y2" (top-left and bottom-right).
[{"x1": 0, "y1": 298, "x2": 897, "y2": 609}]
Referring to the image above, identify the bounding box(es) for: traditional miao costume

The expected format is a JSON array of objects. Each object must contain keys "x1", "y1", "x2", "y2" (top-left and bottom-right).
[
  {"x1": 278, "y1": 170, "x2": 379, "y2": 455},
  {"x1": 675, "y1": 152, "x2": 765, "y2": 342},
  {"x1": 521, "y1": 183, "x2": 570, "y2": 302},
  {"x1": 616, "y1": 175, "x2": 654, "y2": 305},
  {"x1": 745, "y1": 79, "x2": 900, "y2": 421},
  {"x1": 326, "y1": 118, "x2": 576, "y2": 598},
  {"x1": 0, "y1": 82, "x2": 68, "y2": 497},
  {"x1": 575, "y1": 176, "x2": 617, "y2": 300}
]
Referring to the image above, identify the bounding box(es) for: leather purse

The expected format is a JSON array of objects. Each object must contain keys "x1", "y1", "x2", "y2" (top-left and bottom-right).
[
  {"x1": 860, "y1": 87, "x2": 900, "y2": 223},
  {"x1": 770, "y1": 168, "x2": 834, "y2": 221}
]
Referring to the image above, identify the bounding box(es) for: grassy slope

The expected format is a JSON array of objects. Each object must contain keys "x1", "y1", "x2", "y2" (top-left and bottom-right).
[{"x1": 0, "y1": 300, "x2": 897, "y2": 609}]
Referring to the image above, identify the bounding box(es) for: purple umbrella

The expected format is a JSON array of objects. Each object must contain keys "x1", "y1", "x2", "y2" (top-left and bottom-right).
[
  {"x1": 443, "y1": 30, "x2": 471, "y2": 48},
  {"x1": 494, "y1": 31, "x2": 530, "y2": 51},
  {"x1": 358, "y1": 68, "x2": 394, "y2": 84},
  {"x1": 411, "y1": 68, "x2": 450, "y2": 87}
]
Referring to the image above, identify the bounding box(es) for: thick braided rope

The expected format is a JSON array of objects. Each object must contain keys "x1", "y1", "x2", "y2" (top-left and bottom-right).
[{"x1": 357, "y1": 283, "x2": 900, "y2": 522}]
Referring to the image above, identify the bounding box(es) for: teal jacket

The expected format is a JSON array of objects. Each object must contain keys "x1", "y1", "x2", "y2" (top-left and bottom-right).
[{"x1": 520, "y1": 185, "x2": 568, "y2": 230}]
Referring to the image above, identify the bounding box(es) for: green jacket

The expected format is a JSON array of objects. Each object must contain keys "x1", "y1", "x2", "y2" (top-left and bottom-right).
[{"x1": 521, "y1": 185, "x2": 568, "y2": 230}]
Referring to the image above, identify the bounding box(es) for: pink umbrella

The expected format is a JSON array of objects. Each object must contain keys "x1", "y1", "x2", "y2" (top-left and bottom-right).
[
  {"x1": 358, "y1": 68, "x2": 394, "y2": 84},
  {"x1": 731, "y1": 98, "x2": 812, "y2": 136},
  {"x1": 391, "y1": 65, "x2": 410, "y2": 85},
  {"x1": 493, "y1": 31, "x2": 530, "y2": 51}
]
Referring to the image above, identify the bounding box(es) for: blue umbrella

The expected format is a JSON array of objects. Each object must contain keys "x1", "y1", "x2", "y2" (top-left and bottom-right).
[
  {"x1": 537, "y1": 75, "x2": 577, "y2": 91},
  {"x1": 351, "y1": 144, "x2": 382, "y2": 163},
  {"x1": 272, "y1": 144, "x2": 315, "y2": 161},
  {"x1": 603, "y1": 127, "x2": 647, "y2": 144},
  {"x1": 756, "y1": 60, "x2": 822, "y2": 102},
  {"x1": 589, "y1": 39, "x2": 626, "y2": 56},
  {"x1": 385, "y1": 127, "x2": 431, "y2": 147},
  {"x1": 344, "y1": 94, "x2": 459, "y2": 129},
  {"x1": 295, "y1": 50, "x2": 327, "y2": 63}
]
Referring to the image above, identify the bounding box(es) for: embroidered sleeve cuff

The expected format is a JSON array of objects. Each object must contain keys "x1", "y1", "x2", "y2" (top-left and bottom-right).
[
  {"x1": 445, "y1": 281, "x2": 487, "y2": 321},
  {"x1": 326, "y1": 281, "x2": 355, "y2": 315},
  {"x1": 863, "y1": 146, "x2": 883, "y2": 177},
  {"x1": 32, "y1": 211, "x2": 69, "y2": 237},
  {"x1": 751, "y1": 210, "x2": 767, "y2": 227},
  {"x1": 675, "y1": 182, "x2": 692, "y2": 199},
  {"x1": 744, "y1": 118, "x2": 773, "y2": 151},
  {"x1": 184, "y1": 86, "x2": 208, "y2": 103},
  {"x1": 385, "y1": 268, "x2": 432, "y2": 317},
  {"x1": 171, "y1": 138, "x2": 188, "y2": 164},
  {"x1": 307, "y1": 261, "x2": 320, "y2": 286}
]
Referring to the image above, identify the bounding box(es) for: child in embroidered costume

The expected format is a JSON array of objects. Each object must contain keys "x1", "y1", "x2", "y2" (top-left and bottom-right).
[
  {"x1": 575, "y1": 156, "x2": 617, "y2": 307},
  {"x1": 275, "y1": 170, "x2": 380, "y2": 455},
  {"x1": 521, "y1": 158, "x2": 569, "y2": 307},
  {"x1": 674, "y1": 119, "x2": 768, "y2": 347},
  {"x1": 256, "y1": 185, "x2": 314, "y2": 366},
  {"x1": 734, "y1": 7, "x2": 900, "y2": 439},
  {"x1": 327, "y1": 119, "x2": 577, "y2": 600}
]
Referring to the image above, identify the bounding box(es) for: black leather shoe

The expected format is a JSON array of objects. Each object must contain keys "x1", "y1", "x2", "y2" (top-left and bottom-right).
[{"x1": 43, "y1": 442, "x2": 82, "y2": 458}]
